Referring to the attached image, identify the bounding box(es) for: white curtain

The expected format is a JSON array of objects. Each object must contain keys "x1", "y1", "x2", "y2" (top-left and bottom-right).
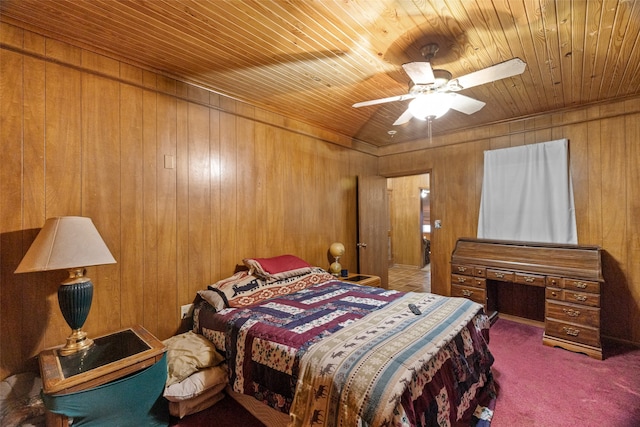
[{"x1": 477, "y1": 139, "x2": 577, "y2": 244}]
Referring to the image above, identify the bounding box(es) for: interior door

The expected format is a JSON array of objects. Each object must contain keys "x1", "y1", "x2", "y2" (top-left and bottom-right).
[{"x1": 357, "y1": 175, "x2": 389, "y2": 288}]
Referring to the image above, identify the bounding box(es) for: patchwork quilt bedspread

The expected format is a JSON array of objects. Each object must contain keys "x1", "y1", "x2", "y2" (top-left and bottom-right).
[{"x1": 194, "y1": 280, "x2": 494, "y2": 427}]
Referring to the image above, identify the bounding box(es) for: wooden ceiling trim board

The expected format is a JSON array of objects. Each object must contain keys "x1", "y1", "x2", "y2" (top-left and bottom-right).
[
  {"x1": 601, "y1": 1, "x2": 639, "y2": 97},
  {"x1": 0, "y1": 4, "x2": 188, "y2": 87},
  {"x1": 142, "y1": 1, "x2": 313, "y2": 90},
  {"x1": 130, "y1": 0, "x2": 332, "y2": 104},
  {"x1": 618, "y1": 18, "x2": 640, "y2": 96},
  {"x1": 588, "y1": 2, "x2": 618, "y2": 102},
  {"x1": 539, "y1": 0, "x2": 565, "y2": 109},
  {"x1": 257, "y1": 1, "x2": 376, "y2": 87},
  {"x1": 461, "y1": 1, "x2": 511, "y2": 64},
  {"x1": 501, "y1": 0, "x2": 549, "y2": 114},
  {"x1": 556, "y1": 0, "x2": 574, "y2": 106},
  {"x1": 585, "y1": 0, "x2": 610, "y2": 103},
  {"x1": 520, "y1": 0, "x2": 557, "y2": 110},
  {"x1": 579, "y1": 0, "x2": 598, "y2": 104},
  {"x1": 444, "y1": 1, "x2": 501, "y2": 74},
  {"x1": 59, "y1": 1, "x2": 234, "y2": 83},
  {"x1": 212, "y1": 3, "x2": 373, "y2": 109},
  {"x1": 611, "y1": 2, "x2": 640, "y2": 95},
  {"x1": 491, "y1": 2, "x2": 537, "y2": 114},
  {"x1": 556, "y1": 2, "x2": 584, "y2": 105},
  {"x1": 567, "y1": 0, "x2": 586, "y2": 106}
]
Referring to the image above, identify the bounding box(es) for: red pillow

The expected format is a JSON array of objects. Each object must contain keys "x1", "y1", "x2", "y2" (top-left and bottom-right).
[{"x1": 243, "y1": 255, "x2": 312, "y2": 280}]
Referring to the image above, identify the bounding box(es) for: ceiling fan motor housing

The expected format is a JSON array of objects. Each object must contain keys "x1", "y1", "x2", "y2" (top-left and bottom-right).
[{"x1": 409, "y1": 69, "x2": 452, "y2": 94}]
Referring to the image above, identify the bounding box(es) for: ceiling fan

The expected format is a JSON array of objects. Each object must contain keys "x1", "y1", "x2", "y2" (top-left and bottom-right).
[{"x1": 353, "y1": 43, "x2": 527, "y2": 126}]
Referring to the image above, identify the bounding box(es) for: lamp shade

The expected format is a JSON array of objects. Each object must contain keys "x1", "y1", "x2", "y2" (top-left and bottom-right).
[
  {"x1": 408, "y1": 92, "x2": 453, "y2": 120},
  {"x1": 15, "y1": 216, "x2": 116, "y2": 273}
]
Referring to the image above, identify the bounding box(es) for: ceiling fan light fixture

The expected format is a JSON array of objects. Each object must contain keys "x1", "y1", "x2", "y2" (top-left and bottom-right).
[{"x1": 408, "y1": 92, "x2": 453, "y2": 120}]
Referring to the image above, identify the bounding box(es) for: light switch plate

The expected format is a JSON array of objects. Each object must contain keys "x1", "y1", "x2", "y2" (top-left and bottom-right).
[{"x1": 180, "y1": 303, "x2": 194, "y2": 319}]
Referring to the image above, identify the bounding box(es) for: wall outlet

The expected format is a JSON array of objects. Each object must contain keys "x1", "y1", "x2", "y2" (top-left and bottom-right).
[{"x1": 180, "y1": 303, "x2": 194, "y2": 319}]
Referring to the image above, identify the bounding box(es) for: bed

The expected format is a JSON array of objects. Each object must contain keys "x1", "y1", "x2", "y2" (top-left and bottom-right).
[{"x1": 192, "y1": 255, "x2": 495, "y2": 426}]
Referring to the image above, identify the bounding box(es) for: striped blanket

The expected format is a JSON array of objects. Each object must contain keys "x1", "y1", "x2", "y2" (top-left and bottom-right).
[
  {"x1": 194, "y1": 280, "x2": 493, "y2": 426},
  {"x1": 290, "y1": 292, "x2": 492, "y2": 426}
]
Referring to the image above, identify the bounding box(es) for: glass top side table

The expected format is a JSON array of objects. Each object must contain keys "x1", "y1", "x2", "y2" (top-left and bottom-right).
[{"x1": 39, "y1": 324, "x2": 166, "y2": 395}]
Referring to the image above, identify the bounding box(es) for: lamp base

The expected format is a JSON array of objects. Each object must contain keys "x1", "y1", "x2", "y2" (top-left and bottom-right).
[
  {"x1": 329, "y1": 261, "x2": 342, "y2": 276},
  {"x1": 59, "y1": 331, "x2": 94, "y2": 356},
  {"x1": 58, "y1": 269, "x2": 94, "y2": 356}
]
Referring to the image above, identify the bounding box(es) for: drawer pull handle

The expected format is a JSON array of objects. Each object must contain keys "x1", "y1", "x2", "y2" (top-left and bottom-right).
[
  {"x1": 457, "y1": 266, "x2": 467, "y2": 272},
  {"x1": 573, "y1": 294, "x2": 587, "y2": 302},
  {"x1": 494, "y1": 272, "x2": 505, "y2": 278},
  {"x1": 462, "y1": 289, "x2": 474, "y2": 297},
  {"x1": 563, "y1": 327, "x2": 580, "y2": 337},
  {"x1": 573, "y1": 282, "x2": 587, "y2": 289},
  {"x1": 551, "y1": 291, "x2": 557, "y2": 297},
  {"x1": 523, "y1": 276, "x2": 536, "y2": 283},
  {"x1": 457, "y1": 277, "x2": 467, "y2": 283},
  {"x1": 562, "y1": 308, "x2": 581, "y2": 317}
]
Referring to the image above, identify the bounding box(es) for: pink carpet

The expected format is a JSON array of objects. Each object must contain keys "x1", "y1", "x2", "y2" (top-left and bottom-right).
[{"x1": 489, "y1": 318, "x2": 640, "y2": 427}]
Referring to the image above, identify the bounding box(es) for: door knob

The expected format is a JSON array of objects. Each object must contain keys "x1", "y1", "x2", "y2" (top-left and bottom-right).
[{"x1": 356, "y1": 243, "x2": 367, "y2": 248}]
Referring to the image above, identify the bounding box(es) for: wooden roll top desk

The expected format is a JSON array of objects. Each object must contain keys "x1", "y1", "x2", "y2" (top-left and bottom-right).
[{"x1": 450, "y1": 238, "x2": 604, "y2": 359}]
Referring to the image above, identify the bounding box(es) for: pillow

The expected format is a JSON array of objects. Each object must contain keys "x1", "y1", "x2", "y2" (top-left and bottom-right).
[
  {"x1": 163, "y1": 364, "x2": 228, "y2": 402},
  {"x1": 197, "y1": 289, "x2": 226, "y2": 312},
  {"x1": 243, "y1": 254, "x2": 313, "y2": 280},
  {"x1": 168, "y1": 385, "x2": 226, "y2": 419},
  {"x1": 163, "y1": 331, "x2": 225, "y2": 386},
  {"x1": 202, "y1": 270, "x2": 266, "y2": 309},
  {"x1": 199, "y1": 267, "x2": 335, "y2": 310}
]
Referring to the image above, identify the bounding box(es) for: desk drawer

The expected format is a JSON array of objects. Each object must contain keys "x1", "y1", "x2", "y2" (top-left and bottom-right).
[
  {"x1": 546, "y1": 276, "x2": 563, "y2": 287},
  {"x1": 545, "y1": 319, "x2": 600, "y2": 347},
  {"x1": 564, "y1": 291, "x2": 600, "y2": 307},
  {"x1": 564, "y1": 279, "x2": 600, "y2": 294},
  {"x1": 514, "y1": 272, "x2": 545, "y2": 287},
  {"x1": 473, "y1": 267, "x2": 486, "y2": 277},
  {"x1": 546, "y1": 287, "x2": 563, "y2": 301},
  {"x1": 451, "y1": 264, "x2": 473, "y2": 275},
  {"x1": 451, "y1": 284, "x2": 486, "y2": 305},
  {"x1": 451, "y1": 274, "x2": 485, "y2": 288},
  {"x1": 486, "y1": 269, "x2": 514, "y2": 282},
  {"x1": 546, "y1": 301, "x2": 600, "y2": 328}
]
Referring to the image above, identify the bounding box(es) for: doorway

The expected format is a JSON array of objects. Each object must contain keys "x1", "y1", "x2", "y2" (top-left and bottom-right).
[
  {"x1": 420, "y1": 187, "x2": 431, "y2": 268},
  {"x1": 387, "y1": 173, "x2": 431, "y2": 292}
]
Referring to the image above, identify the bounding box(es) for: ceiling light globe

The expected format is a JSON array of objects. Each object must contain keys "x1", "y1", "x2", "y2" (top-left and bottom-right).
[{"x1": 408, "y1": 93, "x2": 453, "y2": 120}]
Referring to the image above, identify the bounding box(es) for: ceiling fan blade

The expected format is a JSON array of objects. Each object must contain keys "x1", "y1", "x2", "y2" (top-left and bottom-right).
[
  {"x1": 402, "y1": 62, "x2": 435, "y2": 85},
  {"x1": 352, "y1": 93, "x2": 416, "y2": 108},
  {"x1": 448, "y1": 93, "x2": 486, "y2": 115},
  {"x1": 393, "y1": 108, "x2": 414, "y2": 126},
  {"x1": 449, "y1": 58, "x2": 526, "y2": 91}
]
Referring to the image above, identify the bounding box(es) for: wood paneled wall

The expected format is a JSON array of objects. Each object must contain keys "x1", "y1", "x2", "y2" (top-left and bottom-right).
[
  {"x1": 379, "y1": 97, "x2": 640, "y2": 345},
  {"x1": 387, "y1": 174, "x2": 429, "y2": 267},
  {"x1": 0, "y1": 24, "x2": 377, "y2": 379}
]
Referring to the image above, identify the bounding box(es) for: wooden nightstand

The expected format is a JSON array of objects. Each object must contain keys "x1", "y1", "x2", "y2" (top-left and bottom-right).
[
  {"x1": 39, "y1": 324, "x2": 167, "y2": 426},
  {"x1": 342, "y1": 273, "x2": 381, "y2": 287}
]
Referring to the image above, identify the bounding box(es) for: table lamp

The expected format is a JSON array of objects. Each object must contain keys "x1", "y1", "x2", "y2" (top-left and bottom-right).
[
  {"x1": 329, "y1": 242, "x2": 345, "y2": 276},
  {"x1": 15, "y1": 216, "x2": 116, "y2": 356}
]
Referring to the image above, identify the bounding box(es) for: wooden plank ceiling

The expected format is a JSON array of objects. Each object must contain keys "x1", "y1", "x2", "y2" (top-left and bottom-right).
[{"x1": 1, "y1": 0, "x2": 639, "y2": 148}]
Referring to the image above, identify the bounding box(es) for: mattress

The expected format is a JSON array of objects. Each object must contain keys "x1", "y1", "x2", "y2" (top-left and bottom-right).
[{"x1": 193, "y1": 276, "x2": 494, "y2": 426}]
